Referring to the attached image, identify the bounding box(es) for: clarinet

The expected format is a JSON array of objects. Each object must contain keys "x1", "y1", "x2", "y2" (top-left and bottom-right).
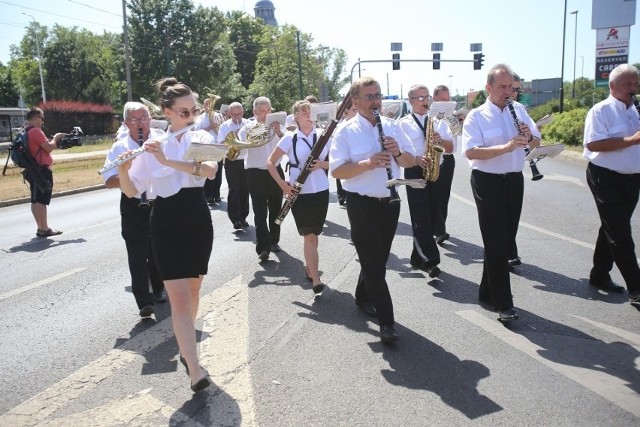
[
  {"x1": 505, "y1": 98, "x2": 543, "y2": 181},
  {"x1": 373, "y1": 109, "x2": 401, "y2": 203},
  {"x1": 631, "y1": 94, "x2": 640, "y2": 118},
  {"x1": 137, "y1": 127, "x2": 150, "y2": 207},
  {"x1": 275, "y1": 94, "x2": 352, "y2": 225}
]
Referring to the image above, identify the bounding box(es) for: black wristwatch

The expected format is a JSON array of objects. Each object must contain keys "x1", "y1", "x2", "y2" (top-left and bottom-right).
[{"x1": 393, "y1": 150, "x2": 403, "y2": 158}]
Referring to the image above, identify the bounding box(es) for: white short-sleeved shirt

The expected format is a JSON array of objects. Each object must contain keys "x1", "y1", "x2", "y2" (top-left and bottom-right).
[
  {"x1": 217, "y1": 118, "x2": 249, "y2": 160},
  {"x1": 329, "y1": 113, "x2": 416, "y2": 198},
  {"x1": 462, "y1": 99, "x2": 540, "y2": 173},
  {"x1": 194, "y1": 113, "x2": 219, "y2": 141},
  {"x1": 277, "y1": 129, "x2": 329, "y2": 194},
  {"x1": 102, "y1": 128, "x2": 165, "y2": 193},
  {"x1": 398, "y1": 112, "x2": 454, "y2": 164},
  {"x1": 128, "y1": 128, "x2": 214, "y2": 198},
  {"x1": 583, "y1": 95, "x2": 640, "y2": 174},
  {"x1": 238, "y1": 119, "x2": 281, "y2": 169}
]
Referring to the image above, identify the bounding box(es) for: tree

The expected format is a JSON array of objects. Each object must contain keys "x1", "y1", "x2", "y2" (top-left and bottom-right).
[
  {"x1": 226, "y1": 10, "x2": 265, "y2": 90},
  {"x1": 318, "y1": 46, "x2": 350, "y2": 102},
  {"x1": 471, "y1": 90, "x2": 486, "y2": 108},
  {"x1": 10, "y1": 21, "x2": 49, "y2": 105},
  {"x1": 0, "y1": 64, "x2": 20, "y2": 107}
]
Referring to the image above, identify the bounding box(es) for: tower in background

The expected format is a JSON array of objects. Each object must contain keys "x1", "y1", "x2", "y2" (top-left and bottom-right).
[{"x1": 254, "y1": 1, "x2": 278, "y2": 27}]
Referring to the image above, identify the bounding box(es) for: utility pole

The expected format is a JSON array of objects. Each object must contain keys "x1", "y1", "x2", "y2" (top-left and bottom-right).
[
  {"x1": 122, "y1": 0, "x2": 133, "y2": 102},
  {"x1": 296, "y1": 31, "x2": 303, "y2": 99},
  {"x1": 23, "y1": 14, "x2": 46, "y2": 103}
]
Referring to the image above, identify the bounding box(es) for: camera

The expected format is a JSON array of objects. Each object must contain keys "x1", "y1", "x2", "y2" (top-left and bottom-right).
[{"x1": 57, "y1": 126, "x2": 84, "y2": 149}]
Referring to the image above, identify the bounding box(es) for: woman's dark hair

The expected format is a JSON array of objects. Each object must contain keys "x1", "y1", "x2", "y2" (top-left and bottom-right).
[{"x1": 155, "y1": 77, "x2": 192, "y2": 109}]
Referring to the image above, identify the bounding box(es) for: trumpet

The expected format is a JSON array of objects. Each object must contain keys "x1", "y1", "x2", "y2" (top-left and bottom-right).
[{"x1": 98, "y1": 123, "x2": 196, "y2": 175}]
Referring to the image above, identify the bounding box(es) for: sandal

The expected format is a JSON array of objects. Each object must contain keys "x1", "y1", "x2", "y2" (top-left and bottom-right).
[{"x1": 36, "y1": 228, "x2": 63, "y2": 237}]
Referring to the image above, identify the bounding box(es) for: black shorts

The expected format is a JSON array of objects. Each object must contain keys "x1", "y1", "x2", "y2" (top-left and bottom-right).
[
  {"x1": 24, "y1": 166, "x2": 53, "y2": 205},
  {"x1": 291, "y1": 189, "x2": 329, "y2": 236}
]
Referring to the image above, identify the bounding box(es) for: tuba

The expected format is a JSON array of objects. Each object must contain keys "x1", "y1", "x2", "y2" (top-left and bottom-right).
[
  {"x1": 206, "y1": 93, "x2": 222, "y2": 123},
  {"x1": 423, "y1": 117, "x2": 445, "y2": 182},
  {"x1": 224, "y1": 121, "x2": 276, "y2": 160}
]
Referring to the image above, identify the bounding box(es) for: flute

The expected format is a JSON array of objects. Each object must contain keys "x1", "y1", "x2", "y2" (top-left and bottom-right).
[
  {"x1": 98, "y1": 123, "x2": 196, "y2": 175},
  {"x1": 372, "y1": 109, "x2": 401, "y2": 203},
  {"x1": 505, "y1": 98, "x2": 543, "y2": 181},
  {"x1": 137, "y1": 127, "x2": 150, "y2": 207}
]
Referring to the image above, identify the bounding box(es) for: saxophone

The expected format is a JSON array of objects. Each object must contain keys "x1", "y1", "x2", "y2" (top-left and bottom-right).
[{"x1": 423, "y1": 117, "x2": 445, "y2": 182}]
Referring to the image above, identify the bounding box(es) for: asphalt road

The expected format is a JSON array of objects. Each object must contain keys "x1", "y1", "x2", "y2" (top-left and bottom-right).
[{"x1": 0, "y1": 150, "x2": 639, "y2": 426}]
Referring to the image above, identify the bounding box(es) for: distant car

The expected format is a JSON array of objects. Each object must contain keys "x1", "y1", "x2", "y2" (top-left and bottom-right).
[{"x1": 381, "y1": 99, "x2": 411, "y2": 121}]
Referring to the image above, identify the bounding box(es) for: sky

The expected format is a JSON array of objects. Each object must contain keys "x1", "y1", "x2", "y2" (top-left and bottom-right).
[{"x1": 0, "y1": 0, "x2": 639, "y2": 100}]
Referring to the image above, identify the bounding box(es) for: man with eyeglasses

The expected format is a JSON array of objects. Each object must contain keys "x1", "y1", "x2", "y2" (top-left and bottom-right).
[
  {"x1": 462, "y1": 64, "x2": 540, "y2": 322},
  {"x1": 217, "y1": 102, "x2": 250, "y2": 230},
  {"x1": 330, "y1": 77, "x2": 416, "y2": 344},
  {"x1": 24, "y1": 107, "x2": 66, "y2": 238},
  {"x1": 102, "y1": 102, "x2": 166, "y2": 318},
  {"x1": 399, "y1": 84, "x2": 454, "y2": 278}
]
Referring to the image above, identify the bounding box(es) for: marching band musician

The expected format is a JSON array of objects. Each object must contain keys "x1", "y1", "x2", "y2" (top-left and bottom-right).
[
  {"x1": 462, "y1": 64, "x2": 540, "y2": 322},
  {"x1": 266, "y1": 100, "x2": 330, "y2": 298},
  {"x1": 583, "y1": 63, "x2": 640, "y2": 304},
  {"x1": 431, "y1": 85, "x2": 457, "y2": 246},
  {"x1": 118, "y1": 78, "x2": 217, "y2": 392},
  {"x1": 239, "y1": 96, "x2": 284, "y2": 262},
  {"x1": 102, "y1": 102, "x2": 166, "y2": 319},
  {"x1": 330, "y1": 77, "x2": 416, "y2": 344},
  {"x1": 399, "y1": 84, "x2": 454, "y2": 278},
  {"x1": 217, "y1": 102, "x2": 250, "y2": 230},
  {"x1": 194, "y1": 97, "x2": 224, "y2": 205}
]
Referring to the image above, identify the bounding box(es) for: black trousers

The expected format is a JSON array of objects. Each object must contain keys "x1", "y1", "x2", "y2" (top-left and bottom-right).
[
  {"x1": 471, "y1": 170, "x2": 523, "y2": 311},
  {"x1": 405, "y1": 165, "x2": 440, "y2": 266},
  {"x1": 203, "y1": 160, "x2": 224, "y2": 200},
  {"x1": 247, "y1": 167, "x2": 284, "y2": 254},
  {"x1": 346, "y1": 191, "x2": 400, "y2": 327},
  {"x1": 433, "y1": 154, "x2": 455, "y2": 237},
  {"x1": 336, "y1": 179, "x2": 346, "y2": 200},
  {"x1": 225, "y1": 159, "x2": 250, "y2": 224},
  {"x1": 120, "y1": 194, "x2": 164, "y2": 309},
  {"x1": 586, "y1": 162, "x2": 640, "y2": 292}
]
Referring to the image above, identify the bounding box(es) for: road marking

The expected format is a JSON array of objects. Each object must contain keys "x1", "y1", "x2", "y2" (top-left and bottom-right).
[
  {"x1": 572, "y1": 315, "x2": 640, "y2": 348},
  {"x1": 457, "y1": 310, "x2": 640, "y2": 418},
  {"x1": 0, "y1": 267, "x2": 87, "y2": 302},
  {"x1": 0, "y1": 275, "x2": 252, "y2": 426},
  {"x1": 451, "y1": 192, "x2": 595, "y2": 250}
]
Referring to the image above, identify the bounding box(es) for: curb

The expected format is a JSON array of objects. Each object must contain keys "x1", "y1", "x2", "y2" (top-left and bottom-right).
[{"x1": 0, "y1": 184, "x2": 106, "y2": 208}]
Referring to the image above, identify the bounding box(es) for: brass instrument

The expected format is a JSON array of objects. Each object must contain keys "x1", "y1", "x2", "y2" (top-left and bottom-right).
[
  {"x1": 224, "y1": 121, "x2": 276, "y2": 161},
  {"x1": 206, "y1": 93, "x2": 222, "y2": 123},
  {"x1": 423, "y1": 117, "x2": 445, "y2": 182},
  {"x1": 140, "y1": 97, "x2": 163, "y2": 118}
]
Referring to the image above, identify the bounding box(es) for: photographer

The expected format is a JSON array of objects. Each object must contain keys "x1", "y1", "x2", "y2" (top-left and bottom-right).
[{"x1": 24, "y1": 107, "x2": 66, "y2": 238}]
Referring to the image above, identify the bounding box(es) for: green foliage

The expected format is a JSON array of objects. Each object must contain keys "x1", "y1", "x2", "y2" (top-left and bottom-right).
[
  {"x1": 0, "y1": 64, "x2": 19, "y2": 107},
  {"x1": 541, "y1": 107, "x2": 588, "y2": 146},
  {"x1": 471, "y1": 90, "x2": 486, "y2": 108}
]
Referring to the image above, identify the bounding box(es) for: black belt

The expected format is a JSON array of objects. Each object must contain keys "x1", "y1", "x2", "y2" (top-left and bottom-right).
[{"x1": 347, "y1": 191, "x2": 390, "y2": 203}]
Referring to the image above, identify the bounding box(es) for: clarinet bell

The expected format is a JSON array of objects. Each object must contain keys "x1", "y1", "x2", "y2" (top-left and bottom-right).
[{"x1": 529, "y1": 161, "x2": 544, "y2": 181}]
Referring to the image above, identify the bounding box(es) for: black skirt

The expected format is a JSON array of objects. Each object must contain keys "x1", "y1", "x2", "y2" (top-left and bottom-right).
[
  {"x1": 291, "y1": 189, "x2": 329, "y2": 236},
  {"x1": 150, "y1": 187, "x2": 213, "y2": 280}
]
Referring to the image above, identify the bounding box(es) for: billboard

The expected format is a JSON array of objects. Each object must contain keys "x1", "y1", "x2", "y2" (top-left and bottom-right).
[
  {"x1": 595, "y1": 26, "x2": 631, "y2": 87},
  {"x1": 592, "y1": 0, "x2": 636, "y2": 29}
]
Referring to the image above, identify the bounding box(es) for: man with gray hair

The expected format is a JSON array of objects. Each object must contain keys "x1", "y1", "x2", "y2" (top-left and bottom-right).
[
  {"x1": 102, "y1": 102, "x2": 166, "y2": 318},
  {"x1": 583, "y1": 63, "x2": 640, "y2": 304}
]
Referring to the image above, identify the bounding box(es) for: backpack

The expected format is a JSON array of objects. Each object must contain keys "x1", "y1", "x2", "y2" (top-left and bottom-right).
[{"x1": 8, "y1": 126, "x2": 34, "y2": 169}]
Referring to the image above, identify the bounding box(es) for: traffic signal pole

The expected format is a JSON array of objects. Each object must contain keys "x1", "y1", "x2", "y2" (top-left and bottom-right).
[{"x1": 349, "y1": 58, "x2": 478, "y2": 83}]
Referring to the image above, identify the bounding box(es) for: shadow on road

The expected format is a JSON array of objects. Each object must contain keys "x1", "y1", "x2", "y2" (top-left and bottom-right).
[{"x1": 5, "y1": 237, "x2": 87, "y2": 253}]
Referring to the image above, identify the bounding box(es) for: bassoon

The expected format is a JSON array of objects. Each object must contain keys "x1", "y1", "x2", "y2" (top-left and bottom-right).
[{"x1": 275, "y1": 94, "x2": 352, "y2": 225}]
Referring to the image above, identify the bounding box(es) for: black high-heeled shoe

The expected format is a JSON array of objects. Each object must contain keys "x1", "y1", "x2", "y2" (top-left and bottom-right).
[{"x1": 191, "y1": 369, "x2": 211, "y2": 392}]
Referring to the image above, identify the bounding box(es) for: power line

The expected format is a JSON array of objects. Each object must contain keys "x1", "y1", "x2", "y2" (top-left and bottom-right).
[
  {"x1": 66, "y1": 0, "x2": 122, "y2": 17},
  {"x1": 0, "y1": 0, "x2": 121, "y2": 30}
]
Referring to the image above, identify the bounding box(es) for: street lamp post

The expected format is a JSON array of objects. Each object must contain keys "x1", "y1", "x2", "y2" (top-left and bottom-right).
[
  {"x1": 23, "y1": 13, "x2": 46, "y2": 103},
  {"x1": 559, "y1": 0, "x2": 568, "y2": 113},
  {"x1": 571, "y1": 10, "x2": 578, "y2": 99},
  {"x1": 449, "y1": 75, "x2": 453, "y2": 93}
]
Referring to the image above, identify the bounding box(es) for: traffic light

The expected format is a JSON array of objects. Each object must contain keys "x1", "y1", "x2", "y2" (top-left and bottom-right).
[
  {"x1": 473, "y1": 53, "x2": 485, "y2": 70},
  {"x1": 433, "y1": 53, "x2": 440, "y2": 70},
  {"x1": 392, "y1": 53, "x2": 400, "y2": 70}
]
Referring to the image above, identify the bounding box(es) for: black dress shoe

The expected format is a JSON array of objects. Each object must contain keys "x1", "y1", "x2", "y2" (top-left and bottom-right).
[
  {"x1": 139, "y1": 305, "x2": 154, "y2": 318},
  {"x1": 312, "y1": 283, "x2": 325, "y2": 297},
  {"x1": 589, "y1": 278, "x2": 625, "y2": 292},
  {"x1": 153, "y1": 290, "x2": 167, "y2": 303},
  {"x1": 436, "y1": 233, "x2": 450, "y2": 245},
  {"x1": 338, "y1": 196, "x2": 346, "y2": 206},
  {"x1": 233, "y1": 221, "x2": 243, "y2": 230},
  {"x1": 498, "y1": 308, "x2": 519, "y2": 322},
  {"x1": 508, "y1": 257, "x2": 522, "y2": 267},
  {"x1": 380, "y1": 325, "x2": 399, "y2": 344},
  {"x1": 629, "y1": 291, "x2": 640, "y2": 303},
  {"x1": 426, "y1": 265, "x2": 441, "y2": 278},
  {"x1": 241, "y1": 220, "x2": 249, "y2": 227},
  {"x1": 355, "y1": 301, "x2": 377, "y2": 317},
  {"x1": 270, "y1": 244, "x2": 282, "y2": 253},
  {"x1": 259, "y1": 251, "x2": 269, "y2": 262}
]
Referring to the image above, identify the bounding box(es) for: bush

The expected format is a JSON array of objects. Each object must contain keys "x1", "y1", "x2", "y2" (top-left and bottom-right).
[{"x1": 542, "y1": 108, "x2": 588, "y2": 146}]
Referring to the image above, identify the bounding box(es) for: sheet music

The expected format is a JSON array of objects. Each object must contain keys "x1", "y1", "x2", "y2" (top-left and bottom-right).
[
  {"x1": 536, "y1": 114, "x2": 554, "y2": 128},
  {"x1": 524, "y1": 143, "x2": 565, "y2": 162},
  {"x1": 310, "y1": 102, "x2": 337, "y2": 123},
  {"x1": 387, "y1": 178, "x2": 427, "y2": 189},
  {"x1": 428, "y1": 101, "x2": 457, "y2": 119},
  {"x1": 183, "y1": 143, "x2": 228, "y2": 162},
  {"x1": 266, "y1": 111, "x2": 287, "y2": 129}
]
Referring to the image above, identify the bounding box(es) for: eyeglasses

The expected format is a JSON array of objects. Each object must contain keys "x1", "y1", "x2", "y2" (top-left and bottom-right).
[
  {"x1": 127, "y1": 117, "x2": 150, "y2": 124},
  {"x1": 359, "y1": 93, "x2": 384, "y2": 101},
  {"x1": 173, "y1": 107, "x2": 200, "y2": 119},
  {"x1": 410, "y1": 96, "x2": 432, "y2": 102},
  {"x1": 512, "y1": 87, "x2": 522, "y2": 93},
  {"x1": 36, "y1": 115, "x2": 44, "y2": 120}
]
